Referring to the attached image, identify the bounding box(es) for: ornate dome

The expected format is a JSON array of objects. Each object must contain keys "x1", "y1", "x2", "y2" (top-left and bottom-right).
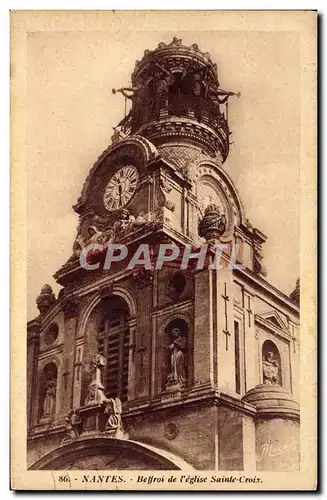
[
  {"x1": 113, "y1": 37, "x2": 239, "y2": 161},
  {"x1": 131, "y1": 36, "x2": 219, "y2": 85}
]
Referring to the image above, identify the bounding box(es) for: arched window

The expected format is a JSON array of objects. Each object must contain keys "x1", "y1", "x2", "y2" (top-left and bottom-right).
[
  {"x1": 97, "y1": 297, "x2": 130, "y2": 403},
  {"x1": 38, "y1": 362, "x2": 57, "y2": 421},
  {"x1": 262, "y1": 340, "x2": 282, "y2": 386},
  {"x1": 163, "y1": 318, "x2": 189, "y2": 391}
]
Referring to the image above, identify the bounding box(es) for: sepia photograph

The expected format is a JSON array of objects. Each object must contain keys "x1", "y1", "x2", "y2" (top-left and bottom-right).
[{"x1": 11, "y1": 10, "x2": 317, "y2": 490}]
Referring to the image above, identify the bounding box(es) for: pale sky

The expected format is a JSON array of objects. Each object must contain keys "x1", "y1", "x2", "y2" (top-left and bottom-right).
[{"x1": 27, "y1": 28, "x2": 299, "y2": 319}]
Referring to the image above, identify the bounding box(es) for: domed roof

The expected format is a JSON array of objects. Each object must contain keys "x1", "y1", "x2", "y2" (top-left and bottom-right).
[
  {"x1": 242, "y1": 384, "x2": 300, "y2": 421},
  {"x1": 132, "y1": 36, "x2": 219, "y2": 85}
]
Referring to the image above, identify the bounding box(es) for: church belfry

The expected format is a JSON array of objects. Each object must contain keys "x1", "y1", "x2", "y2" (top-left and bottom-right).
[{"x1": 27, "y1": 37, "x2": 300, "y2": 472}]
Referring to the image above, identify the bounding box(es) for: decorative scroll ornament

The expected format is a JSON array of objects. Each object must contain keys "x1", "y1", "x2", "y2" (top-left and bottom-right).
[
  {"x1": 198, "y1": 204, "x2": 226, "y2": 243},
  {"x1": 36, "y1": 284, "x2": 56, "y2": 315}
]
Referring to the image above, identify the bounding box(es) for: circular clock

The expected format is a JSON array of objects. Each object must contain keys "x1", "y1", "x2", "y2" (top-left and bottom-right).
[{"x1": 103, "y1": 165, "x2": 139, "y2": 211}]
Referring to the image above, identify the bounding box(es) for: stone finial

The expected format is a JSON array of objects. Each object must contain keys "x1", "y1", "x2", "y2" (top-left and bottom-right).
[
  {"x1": 85, "y1": 354, "x2": 107, "y2": 405},
  {"x1": 290, "y1": 278, "x2": 300, "y2": 306},
  {"x1": 198, "y1": 204, "x2": 226, "y2": 243},
  {"x1": 36, "y1": 284, "x2": 56, "y2": 315},
  {"x1": 170, "y1": 36, "x2": 183, "y2": 46}
]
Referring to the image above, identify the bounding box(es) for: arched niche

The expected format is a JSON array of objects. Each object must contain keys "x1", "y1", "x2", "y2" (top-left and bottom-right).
[
  {"x1": 162, "y1": 318, "x2": 189, "y2": 392},
  {"x1": 262, "y1": 340, "x2": 282, "y2": 386},
  {"x1": 38, "y1": 362, "x2": 58, "y2": 422}
]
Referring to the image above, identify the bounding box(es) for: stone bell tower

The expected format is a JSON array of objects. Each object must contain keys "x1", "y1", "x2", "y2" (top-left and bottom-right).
[{"x1": 27, "y1": 37, "x2": 300, "y2": 472}]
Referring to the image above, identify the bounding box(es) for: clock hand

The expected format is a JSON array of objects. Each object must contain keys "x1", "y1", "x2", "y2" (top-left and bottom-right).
[{"x1": 118, "y1": 183, "x2": 123, "y2": 206}]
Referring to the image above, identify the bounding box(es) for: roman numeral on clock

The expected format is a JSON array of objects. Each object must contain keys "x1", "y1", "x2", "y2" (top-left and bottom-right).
[{"x1": 103, "y1": 165, "x2": 139, "y2": 211}]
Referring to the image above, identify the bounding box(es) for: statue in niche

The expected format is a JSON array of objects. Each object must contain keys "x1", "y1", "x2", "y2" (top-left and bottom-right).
[
  {"x1": 167, "y1": 327, "x2": 187, "y2": 387},
  {"x1": 42, "y1": 379, "x2": 56, "y2": 418},
  {"x1": 262, "y1": 351, "x2": 280, "y2": 385},
  {"x1": 152, "y1": 62, "x2": 176, "y2": 116}
]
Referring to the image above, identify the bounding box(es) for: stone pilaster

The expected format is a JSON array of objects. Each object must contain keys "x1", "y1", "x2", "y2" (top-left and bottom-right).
[
  {"x1": 193, "y1": 268, "x2": 214, "y2": 386},
  {"x1": 243, "y1": 288, "x2": 257, "y2": 392},
  {"x1": 215, "y1": 267, "x2": 235, "y2": 393},
  {"x1": 59, "y1": 298, "x2": 80, "y2": 419},
  {"x1": 134, "y1": 277, "x2": 153, "y2": 399}
]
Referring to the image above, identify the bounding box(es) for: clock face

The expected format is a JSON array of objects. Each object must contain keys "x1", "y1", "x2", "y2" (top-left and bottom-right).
[{"x1": 103, "y1": 166, "x2": 139, "y2": 211}]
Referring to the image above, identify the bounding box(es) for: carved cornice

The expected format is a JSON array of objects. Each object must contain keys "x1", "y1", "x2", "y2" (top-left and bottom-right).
[{"x1": 138, "y1": 117, "x2": 229, "y2": 161}]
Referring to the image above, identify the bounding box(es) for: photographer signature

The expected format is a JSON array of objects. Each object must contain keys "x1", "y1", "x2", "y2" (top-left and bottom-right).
[{"x1": 257, "y1": 441, "x2": 297, "y2": 462}]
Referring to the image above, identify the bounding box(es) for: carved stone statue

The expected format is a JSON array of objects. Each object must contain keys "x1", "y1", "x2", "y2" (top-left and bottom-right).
[
  {"x1": 112, "y1": 209, "x2": 136, "y2": 237},
  {"x1": 42, "y1": 379, "x2": 56, "y2": 418},
  {"x1": 113, "y1": 82, "x2": 147, "y2": 128},
  {"x1": 71, "y1": 224, "x2": 107, "y2": 260},
  {"x1": 167, "y1": 328, "x2": 187, "y2": 388},
  {"x1": 262, "y1": 351, "x2": 279, "y2": 385},
  {"x1": 104, "y1": 398, "x2": 124, "y2": 436}
]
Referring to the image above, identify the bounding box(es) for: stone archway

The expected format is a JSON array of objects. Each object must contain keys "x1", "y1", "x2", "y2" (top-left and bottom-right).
[{"x1": 29, "y1": 437, "x2": 194, "y2": 471}]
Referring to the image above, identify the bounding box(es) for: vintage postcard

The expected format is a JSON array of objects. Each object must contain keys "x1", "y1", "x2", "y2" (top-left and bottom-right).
[{"x1": 11, "y1": 10, "x2": 317, "y2": 490}]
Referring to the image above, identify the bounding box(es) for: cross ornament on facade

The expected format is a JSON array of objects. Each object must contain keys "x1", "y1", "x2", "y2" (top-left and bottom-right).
[
  {"x1": 221, "y1": 282, "x2": 231, "y2": 350},
  {"x1": 246, "y1": 295, "x2": 253, "y2": 327}
]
